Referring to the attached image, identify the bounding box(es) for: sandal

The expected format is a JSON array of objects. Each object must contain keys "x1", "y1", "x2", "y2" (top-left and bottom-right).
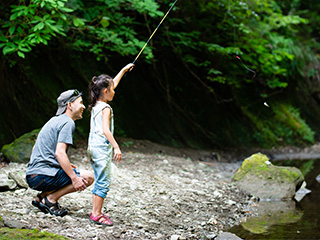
[
  {"x1": 32, "y1": 194, "x2": 43, "y2": 207},
  {"x1": 32, "y1": 194, "x2": 47, "y2": 213},
  {"x1": 90, "y1": 213, "x2": 113, "y2": 226},
  {"x1": 39, "y1": 196, "x2": 68, "y2": 217}
]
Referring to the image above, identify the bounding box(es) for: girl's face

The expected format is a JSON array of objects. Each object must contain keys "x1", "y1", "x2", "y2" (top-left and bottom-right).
[{"x1": 105, "y1": 81, "x2": 115, "y2": 102}]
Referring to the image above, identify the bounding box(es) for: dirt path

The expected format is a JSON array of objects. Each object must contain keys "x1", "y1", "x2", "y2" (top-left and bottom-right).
[{"x1": 0, "y1": 139, "x2": 255, "y2": 239}]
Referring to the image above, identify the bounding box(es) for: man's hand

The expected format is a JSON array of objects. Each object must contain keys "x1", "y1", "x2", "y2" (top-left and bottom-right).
[{"x1": 72, "y1": 176, "x2": 88, "y2": 191}]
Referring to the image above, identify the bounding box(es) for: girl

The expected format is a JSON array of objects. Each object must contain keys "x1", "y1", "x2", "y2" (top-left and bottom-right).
[{"x1": 87, "y1": 63, "x2": 134, "y2": 226}]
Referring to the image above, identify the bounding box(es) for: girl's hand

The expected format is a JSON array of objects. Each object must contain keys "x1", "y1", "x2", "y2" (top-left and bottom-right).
[
  {"x1": 123, "y1": 63, "x2": 134, "y2": 73},
  {"x1": 113, "y1": 147, "x2": 122, "y2": 163}
]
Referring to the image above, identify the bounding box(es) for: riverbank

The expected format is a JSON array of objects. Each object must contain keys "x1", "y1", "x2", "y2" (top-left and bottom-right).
[{"x1": 0, "y1": 138, "x2": 287, "y2": 239}]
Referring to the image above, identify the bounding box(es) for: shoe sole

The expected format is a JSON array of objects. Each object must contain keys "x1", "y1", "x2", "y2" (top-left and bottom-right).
[
  {"x1": 32, "y1": 200, "x2": 49, "y2": 214},
  {"x1": 89, "y1": 218, "x2": 113, "y2": 226}
]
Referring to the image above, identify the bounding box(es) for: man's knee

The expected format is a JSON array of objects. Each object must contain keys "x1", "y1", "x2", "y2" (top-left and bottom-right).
[{"x1": 80, "y1": 170, "x2": 94, "y2": 186}]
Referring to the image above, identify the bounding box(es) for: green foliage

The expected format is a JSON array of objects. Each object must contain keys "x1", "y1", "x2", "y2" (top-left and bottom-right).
[
  {"x1": 243, "y1": 102, "x2": 314, "y2": 147},
  {"x1": 1, "y1": 0, "x2": 320, "y2": 148},
  {"x1": 1, "y1": 0, "x2": 316, "y2": 90},
  {"x1": 273, "y1": 103, "x2": 314, "y2": 144},
  {"x1": 1, "y1": 0, "x2": 73, "y2": 59},
  {"x1": 298, "y1": 160, "x2": 315, "y2": 177},
  {"x1": 0, "y1": 0, "x2": 164, "y2": 62}
]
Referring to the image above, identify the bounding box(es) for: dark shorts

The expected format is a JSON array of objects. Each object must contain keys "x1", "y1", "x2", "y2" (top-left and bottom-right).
[{"x1": 26, "y1": 168, "x2": 80, "y2": 192}]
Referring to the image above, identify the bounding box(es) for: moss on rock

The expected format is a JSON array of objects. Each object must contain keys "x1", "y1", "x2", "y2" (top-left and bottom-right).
[
  {"x1": 1, "y1": 129, "x2": 40, "y2": 163},
  {"x1": 232, "y1": 153, "x2": 304, "y2": 200},
  {"x1": 233, "y1": 153, "x2": 301, "y2": 183},
  {"x1": 0, "y1": 227, "x2": 68, "y2": 240},
  {"x1": 0, "y1": 215, "x2": 4, "y2": 228}
]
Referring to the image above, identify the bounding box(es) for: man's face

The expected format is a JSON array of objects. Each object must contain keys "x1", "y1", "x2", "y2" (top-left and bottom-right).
[{"x1": 70, "y1": 96, "x2": 85, "y2": 120}]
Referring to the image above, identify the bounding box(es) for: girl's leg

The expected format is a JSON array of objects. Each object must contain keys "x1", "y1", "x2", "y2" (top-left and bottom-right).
[{"x1": 92, "y1": 194, "x2": 105, "y2": 217}]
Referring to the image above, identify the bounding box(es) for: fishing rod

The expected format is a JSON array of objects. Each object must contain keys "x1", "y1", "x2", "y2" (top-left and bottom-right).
[
  {"x1": 132, "y1": 0, "x2": 178, "y2": 64},
  {"x1": 124, "y1": 0, "x2": 178, "y2": 77}
]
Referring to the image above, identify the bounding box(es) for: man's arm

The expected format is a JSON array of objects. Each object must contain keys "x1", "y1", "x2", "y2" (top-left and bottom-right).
[{"x1": 55, "y1": 142, "x2": 87, "y2": 191}]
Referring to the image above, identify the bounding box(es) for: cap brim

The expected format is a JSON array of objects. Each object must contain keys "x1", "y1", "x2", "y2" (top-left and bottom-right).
[{"x1": 56, "y1": 106, "x2": 67, "y2": 115}]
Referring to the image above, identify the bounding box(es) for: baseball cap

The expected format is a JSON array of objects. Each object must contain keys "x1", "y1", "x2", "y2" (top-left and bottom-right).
[{"x1": 56, "y1": 89, "x2": 82, "y2": 115}]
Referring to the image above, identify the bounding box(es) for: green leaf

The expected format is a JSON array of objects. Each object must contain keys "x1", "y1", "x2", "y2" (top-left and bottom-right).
[
  {"x1": 9, "y1": 12, "x2": 19, "y2": 21},
  {"x1": 100, "y1": 17, "x2": 110, "y2": 28},
  {"x1": 60, "y1": 7, "x2": 74, "y2": 13},
  {"x1": 73, "y1": 18, "x2": 85, "y2": 27},
  {"x1": 17, "y1": 51, "x2": 25, "y2": 58},
  {"x1": 34, "y1": 22, "x2": 45, "y2": 31},
  {"x1": 3, "y1": 45, "x2": 17, "y2": 55},
  {"x1": 9, "y1": 26, "x2": 16, "y2": 35}
]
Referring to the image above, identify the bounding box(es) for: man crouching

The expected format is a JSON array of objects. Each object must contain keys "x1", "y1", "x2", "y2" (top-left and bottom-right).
[{"x1": 26, "y1": 89, "x2": 94, "y2": 217}]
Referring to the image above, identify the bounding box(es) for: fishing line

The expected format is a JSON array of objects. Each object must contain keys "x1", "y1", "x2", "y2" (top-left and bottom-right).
[
  {"x1": 236, "y1": 56, "x2": 256, "y2": 77},
  {"x1": 228, "y1": 0, "x2": 256, "y2": 78}
]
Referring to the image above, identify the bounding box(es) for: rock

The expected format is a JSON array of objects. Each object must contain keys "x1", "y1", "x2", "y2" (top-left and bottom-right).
[
  {"x1": 316, "y1": 173, "x2": 320, "y2": 183},
  {"x1": 8, "y1": 171, "x2": 28, "y2": 189},
  {"x1": 294, "y1": 181, "x2": 311, "y2": 202},
  {"x1": 216, "y1": 232, "x2": 243, "y2": 240},
  {"x1": 1, "y1": 129, "x2": 39, "y2": 163},
  {"x1": 0, "y1": 215, "x2": 4, "y2": 227},
  {"x1": 0, "y1": 152, "x2": 9, "y2": 167},
  {"x1": 170, "y1": 235, "x2": 181, "y2": 240},
  {"x1": 208, "y1": 216, "x2": 218, "y2": 225},
  {"x1": 205, "y1": 232, "x2": 217, "y2": 239},
  {"x1": 0, "y1": 172, "x2": 17, "y2": 190},
  {"x1": 4, "y1": 219, "x2": 28, "y2": 229},
  {"x1": 232, "y1": 153, "x2": 304, "y2": 200}
]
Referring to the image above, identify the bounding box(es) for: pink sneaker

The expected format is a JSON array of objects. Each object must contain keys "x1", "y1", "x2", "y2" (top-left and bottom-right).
[{"x1": 90, "y1": 213, "x2": 113, "y2": 226}]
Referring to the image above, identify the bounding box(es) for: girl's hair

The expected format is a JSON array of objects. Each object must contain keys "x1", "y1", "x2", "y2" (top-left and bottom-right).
[{"x1": 88, "y1": 74, "x2": 113, "y2": 112}]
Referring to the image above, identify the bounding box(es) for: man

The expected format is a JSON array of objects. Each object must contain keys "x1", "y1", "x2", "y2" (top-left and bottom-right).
[{"x1": 26, "y1": 89, "x2": 94, "y2": 217}]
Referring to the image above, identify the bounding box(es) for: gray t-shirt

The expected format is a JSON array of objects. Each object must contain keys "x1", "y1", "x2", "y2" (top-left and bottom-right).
[{"x1": 26, "y1": 114, "x2": 75, "y2": 177}]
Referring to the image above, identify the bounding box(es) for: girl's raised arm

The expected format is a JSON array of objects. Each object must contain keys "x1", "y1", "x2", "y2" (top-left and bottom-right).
[{"x1": 113, "y1": 63, "x2": 134, "y2": 89}]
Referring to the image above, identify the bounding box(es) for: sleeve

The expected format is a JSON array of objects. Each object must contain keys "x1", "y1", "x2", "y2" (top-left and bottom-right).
[{"x1": 57, "y1": 120, "x2": 75, "y2": 145}]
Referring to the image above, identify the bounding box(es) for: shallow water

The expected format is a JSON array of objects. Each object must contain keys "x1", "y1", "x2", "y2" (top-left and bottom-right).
[{"x1": 229, "y1": 158, "x2": 320, "y2": 240}]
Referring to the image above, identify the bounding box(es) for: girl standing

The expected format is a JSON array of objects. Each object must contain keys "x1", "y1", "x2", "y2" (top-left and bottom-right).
[{"x1": 87, "y1": 63, "x2": 134, "y2": 226}]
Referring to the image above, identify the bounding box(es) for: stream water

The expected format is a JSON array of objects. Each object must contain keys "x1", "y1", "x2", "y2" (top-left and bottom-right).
[{"x1": 229, "y1": 158, "x2": 320, "y2": 240}]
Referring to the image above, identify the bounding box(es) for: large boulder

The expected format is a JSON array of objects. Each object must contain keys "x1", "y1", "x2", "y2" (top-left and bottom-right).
[
  {"x1": 232, "y1": 153, "x2": 304, "y2": 200},
  {"x1": 1, "y1": 129, "x2": 39, "y2": 163}
]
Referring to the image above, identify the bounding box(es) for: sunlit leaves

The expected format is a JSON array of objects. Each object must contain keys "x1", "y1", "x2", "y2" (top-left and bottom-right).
[
  {"x1": 1, "y1": 0, "x2": 73, "y2": 60},
  {"x1": 131, "y1": 0, "x2": 163, "y2": 17},
  {"x1": 0, "y1": 0, "x2": 312, "y2": 90}
]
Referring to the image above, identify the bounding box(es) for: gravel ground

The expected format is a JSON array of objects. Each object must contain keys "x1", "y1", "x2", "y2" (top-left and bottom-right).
[{"x1": 0, "y1": 139, "x2": 261, "y2": 239}]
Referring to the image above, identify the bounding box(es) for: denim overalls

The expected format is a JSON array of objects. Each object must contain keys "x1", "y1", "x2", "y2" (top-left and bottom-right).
[{"x1": 87, "y1": 101, "x2": 114, "y2": 199}]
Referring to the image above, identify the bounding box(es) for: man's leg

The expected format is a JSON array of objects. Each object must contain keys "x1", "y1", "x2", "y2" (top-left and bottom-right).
[{"x1": 45, "y1": 169, "x2": 94, "y2": 203}]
